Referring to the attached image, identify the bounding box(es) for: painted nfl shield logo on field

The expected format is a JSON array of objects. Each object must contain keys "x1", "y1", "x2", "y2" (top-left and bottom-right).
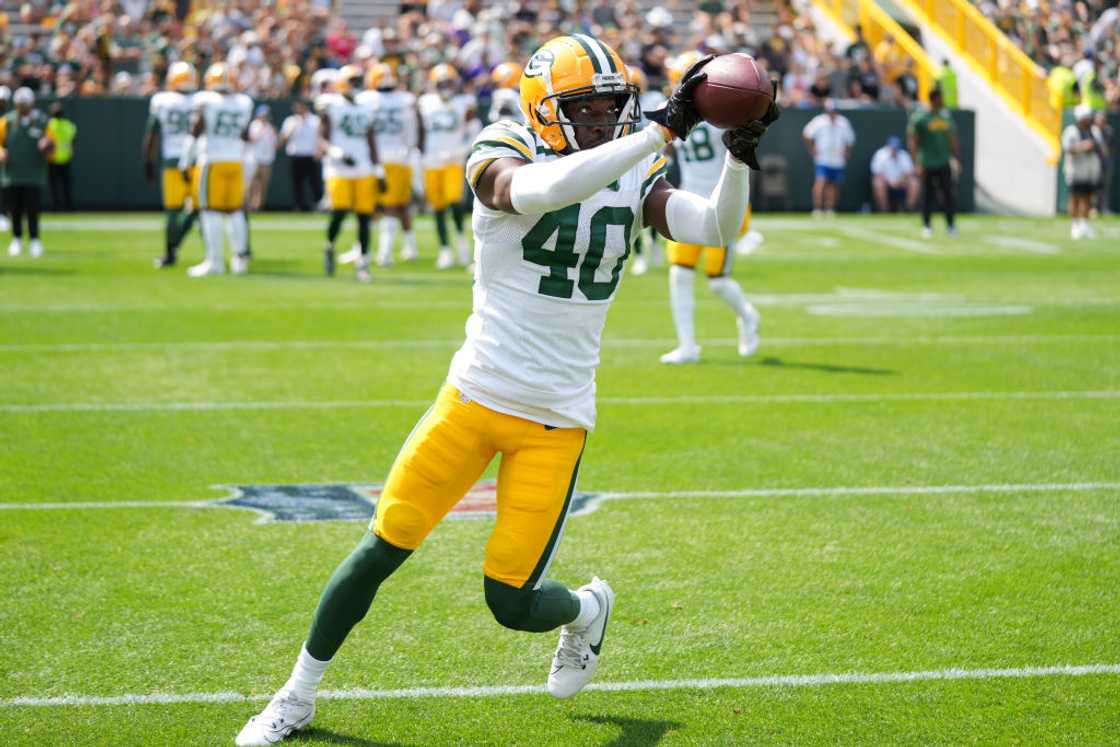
[{"x1": 212, "y1": 480, "x2": 601, "y2": 524}]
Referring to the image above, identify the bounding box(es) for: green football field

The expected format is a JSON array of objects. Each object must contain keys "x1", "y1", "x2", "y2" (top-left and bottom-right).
[{"x1": 1, "y1": 212, "x2": 1118, "y2": 745}]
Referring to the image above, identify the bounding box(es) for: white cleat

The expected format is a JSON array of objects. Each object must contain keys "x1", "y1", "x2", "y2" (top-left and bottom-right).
[
  {"x1": 630, "y1": 254, "x2": 648, "y2": 276},
  {"x1": 7, "y1": 238, "x2": 21, "y2": 257},
  {"x1": 401, "y1": 245, "x2": 419, "y2": 262},
  {"x1": 920, "y1": 226, "x2": 933, "y2": 240},
  {"x1": 356, "y1": 258, "x2": 372, "y2": 283},
  {"x1": 659, "y1": 345, "x2": 701, "y2": 365},
  {"x1": 435, "y1": 248, "x2": 455, "y2": 270},
  {"x1": 29, "y1": 239, "x2": 43, "y2": 258},
  {"x1": 735, "y1": 230, "x2": 764, "y2": 256},
  {"x1": 235, "y1": 690, "x2": 315, "y2": 746},
  {"x1": 946, "y1": 226, "x2": 959, "y2": 238},
  {"x1": 231, "y1": 254, "x2": 249, "y2": 275},
  {"x1": 376, "y1": 248, "x2": 393, "y2": 268},
  {"x1": 548, "y1": 577, "x2": 614, "y2": 700},
  {"x1": 187, "y1": 259, "x2": 224, "y2": 277},
  {"x1": 339, "y1": 246, "x2": 362, "y2": 265},
  {"x1": 737, "y1": 316, "x2": 760, "y2": 357}
]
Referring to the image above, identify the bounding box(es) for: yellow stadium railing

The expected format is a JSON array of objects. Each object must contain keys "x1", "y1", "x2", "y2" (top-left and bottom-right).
[
  {"x1": 894, "y1": 0, "x2": 1060, "y2": 158},
  {"x1": 812, "y1": 0, "x2": 937, "y2": 103}
]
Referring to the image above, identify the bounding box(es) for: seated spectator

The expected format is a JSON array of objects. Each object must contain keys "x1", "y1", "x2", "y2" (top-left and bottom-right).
[{"x1": 871, "y1": 136, "x2": 918, "y2": 212}]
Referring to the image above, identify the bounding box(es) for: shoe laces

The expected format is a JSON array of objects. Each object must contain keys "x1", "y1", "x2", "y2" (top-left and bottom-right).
[
  {"x1": 555, "y1": 628, "x2": 589, "y2": 669},
  {"x1": 261, "y1": 690, "x2": 309, "y2": 728}
]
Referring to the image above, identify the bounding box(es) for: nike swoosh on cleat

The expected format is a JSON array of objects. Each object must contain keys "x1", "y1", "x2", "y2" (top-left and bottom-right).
[{"x1": 589, "y1": 604, "x2": 611, "y2": 656}]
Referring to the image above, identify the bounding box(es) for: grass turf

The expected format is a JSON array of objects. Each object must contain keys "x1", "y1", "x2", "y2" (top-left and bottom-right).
[{"x1": 1, "y1": 212, "x2": 1118, "y2": 745}]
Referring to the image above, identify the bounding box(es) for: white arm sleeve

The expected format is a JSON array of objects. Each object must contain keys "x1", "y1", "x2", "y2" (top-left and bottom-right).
[
  {"x1": 509, "y1": 123, "x2": 669, "y2": 215},
  {"x1": 665, "y1": 154, "x2": 750, "y2": 248}
]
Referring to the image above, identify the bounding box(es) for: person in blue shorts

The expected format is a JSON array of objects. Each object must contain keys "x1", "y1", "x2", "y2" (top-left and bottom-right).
[{"x1": 802, "y1": 99, "x2": 854, "y2": 217}]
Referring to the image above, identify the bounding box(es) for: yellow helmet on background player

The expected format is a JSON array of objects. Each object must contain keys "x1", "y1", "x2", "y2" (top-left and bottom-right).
[
  {"x1": 519, "y1": 35, "x2": 640, "y2": 153},
  {"x1": 491, "y1": 62, "x2": 523, "y2": 89},
  {"x1": 335, "y1": 64, "x2": 363, "y2": 96},
  {"x1": 626, "y1": 64, "x2": 646, "y2": 93},
  {"x1": 204, "y1": 62, "x2": 231, "y2": 92},
  {"x1": 667, "y1": 51, "x2": 702, "y2": 87},
  {"x1": 365, "y1": 62, "x2": 396, "y2": 91},
  {"x1": 166, "y1": 61, "x2": 197, "y2": 92}
]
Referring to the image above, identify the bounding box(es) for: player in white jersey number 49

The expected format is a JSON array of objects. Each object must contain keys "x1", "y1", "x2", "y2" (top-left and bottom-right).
[{"x1": 235, "y1": 38, "x2": 778, "y2": 746}]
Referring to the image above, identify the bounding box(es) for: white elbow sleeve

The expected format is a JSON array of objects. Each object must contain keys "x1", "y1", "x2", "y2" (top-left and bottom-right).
[{"x1": 665, "y1": 154, "x2": 750, "y2": 247}]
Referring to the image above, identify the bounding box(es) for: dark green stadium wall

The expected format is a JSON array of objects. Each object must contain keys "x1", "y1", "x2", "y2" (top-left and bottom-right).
[{"x1": 57, "y1": 99, "x2": 974, "y2": 212}]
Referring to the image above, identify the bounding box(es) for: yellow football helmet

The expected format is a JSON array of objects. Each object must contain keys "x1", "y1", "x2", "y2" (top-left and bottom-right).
[
  {"x1": 429, "y1": 63, "x2": 459, "y2": 85},
  {"x1": 519, "y1": 35, "x2": 640, "y2": 153},
  {"x1": 166, "y1": 61, "x2": 197, "y2": 92},
  {"x1": 365, "y1": 62, "x2": 396, "y2": 91},
  {"x1": 491, "y1": 62, "x2": 523, "y2": 89},
  {"x1": 204, "y1": 62, "x2": 231, "y2": 92},
  {"x1": 626, "y1": 64, "x2": 646, "y2": 93},
  {"x1": 335, "y1": 64, "x2": 363, "y2": 95},
  {"x1": 667, "y1": 51, "x2": 702, "y2": 87}
]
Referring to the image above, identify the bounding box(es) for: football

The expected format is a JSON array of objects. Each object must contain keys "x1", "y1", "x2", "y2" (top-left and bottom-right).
[{"x1": 692, "y1": 53, "x2": 773, "y2": 129}]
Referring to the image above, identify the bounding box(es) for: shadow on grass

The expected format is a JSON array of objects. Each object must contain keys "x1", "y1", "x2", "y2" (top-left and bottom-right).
[
  {"x1": 0, "y1": 264, "x2": 75, "y2": 276},
  {"x1": 756, "y1": 356, "x2": 896, "y2": 376},
  {"x1": 292, "y1": 726, "x2": 415, "y2": 746},
  {"x1": 571, "y1": 714, "x2": 685, "y2": 745}
]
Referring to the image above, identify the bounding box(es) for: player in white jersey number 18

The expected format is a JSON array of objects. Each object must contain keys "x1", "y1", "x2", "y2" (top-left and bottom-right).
[{"x1": 234, "y1": 38, "x2": 778, "y2": 746}]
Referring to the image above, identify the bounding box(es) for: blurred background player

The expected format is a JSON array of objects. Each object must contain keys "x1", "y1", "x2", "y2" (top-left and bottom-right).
[
  {"x1": 802, "y1": 99, "x2": 854, "y2": 218},
  {"x1": 1, "y1": 87, "x2": 52, "y2": 258},
  {"x1": 488, "y1": 62, "x2": 523, "y2": 124},
  {"x1": 320, "y1": 65, "x2": 382, "y2": 282},
  {"x1": 0, "y1": 86, "x2": 8, "y2": 232},
  {"x1": 660, "y1": 76, "x2": 763, "y2": 365},
  {"x1": 359, "y1": 62, "x2": 420, "y2": 267},
  {"x1": 420, "y1": 64, "x2": 475, "y2": 270},
  {"x1": 870, "y1": 135, "x2": 917, "y2": 212},
  {"x1": 45, "y1": 102, "x2": 77, "y2": 211},
  {"x1": 144, "y1": 61, "x2": 198, "y2": 268},
  {"x1": 182, "y1": 63, "x2": 253, "y2": 276},
  {"x1": 1062, "y1": 104, "x2": 1108, "y2": 240},
  {"x1": 908, "y1": 86, "x2": 959, "y2": 238}
]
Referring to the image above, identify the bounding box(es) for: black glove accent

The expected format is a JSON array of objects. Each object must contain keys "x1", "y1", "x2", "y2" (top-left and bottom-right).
[
  {"x1": 342, "y1": 155, "x2": 357, "y2": 167},
  {"x1": 722, "y1": 80, "x2": 782, "y2": 170},
  {"x1": 644, "y1": 54, "x2": 713, "y2": 140}
]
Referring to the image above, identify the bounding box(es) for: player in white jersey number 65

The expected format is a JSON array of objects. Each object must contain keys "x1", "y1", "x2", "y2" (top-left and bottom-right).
[{"x1": 235, "y1": 36, "x2": 779, "y2": 746}]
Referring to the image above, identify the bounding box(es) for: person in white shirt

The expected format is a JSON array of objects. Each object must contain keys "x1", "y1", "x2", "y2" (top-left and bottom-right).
[
  {"x1": 247, "y1": 105, "x2": 277, "y2": 211},
  {"x1": 801, "y1": 99, "x2": 855, "y2": 216},
  {"x1": 279, "y1": 101, "x2": 323, "y2": 211},
  {"x1": 870, "y1": 135, "x2": 916, "y2": 212},
  {"x1": 1062, "y1": 104, "x2": 1108, "y2": 240}
]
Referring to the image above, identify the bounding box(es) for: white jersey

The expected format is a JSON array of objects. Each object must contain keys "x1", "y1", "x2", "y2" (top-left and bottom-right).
[
  {"x1": 194, "y1": 91, "x2": 253, "y2": 162},
  {"x1": 454, "y1": 121, "x2": 667, "y2": 430},
  {"x1": 419, "y1": 92, "x2": 473, "y2": 167},
  {"x1": 676, "y1": 120, "x2": 726, "y2": 198},
  {"x1": 359, "y1": 89, "x2": 417, "y2": 164},
  {"x1": 490, "y1": 87, "x2": 523, "y2": 123},
  {"x1": 149, "y1": 90, "x2": 194, "y2": 161},
  {"x1": 320, "y1": 93, "x2": 374, "y2": 178},
  {"x1": 1061, "y1": 123, "x2": 1105, "y2": 186}
]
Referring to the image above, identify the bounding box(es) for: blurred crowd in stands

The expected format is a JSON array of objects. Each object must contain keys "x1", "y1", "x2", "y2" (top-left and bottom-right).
[
  {"x1": 0, "y1": 0, "x2": 1114, "y2": 111},
  {"x1": 973, "y1": 0, "x2": 1119, "y2": 111}
]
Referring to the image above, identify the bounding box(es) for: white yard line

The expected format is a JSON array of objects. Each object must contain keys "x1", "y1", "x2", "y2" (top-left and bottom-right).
[
  {"x1": 3, "y1": 390, "x2": 1118, "y2": 414},
  {"x1": 3, "y1": 333, "x2": 1119, "y2": 354},
  {"x1": 2, "y1": 663, "x2": 1117, "y2": 707},
  {"x1": 836, "y1": 225, "x2": 940, "y2": 255},
  {"x1": 983, "y1": 236, "x2": 1060, "y2": 254},
  {"x1": 2, "y1": 481, "x2": 1116, "y2": 511}
]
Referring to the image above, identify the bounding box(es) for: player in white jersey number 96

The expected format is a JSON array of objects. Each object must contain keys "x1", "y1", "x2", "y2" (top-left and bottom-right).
[{"x1": 234, "y1": 37, "x2": 779, "y2": 746}]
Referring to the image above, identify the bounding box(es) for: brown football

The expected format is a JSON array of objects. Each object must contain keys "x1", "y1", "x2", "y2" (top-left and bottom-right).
[{"x1": 692, "y1": 53, "x2": 773, "y2": 129}]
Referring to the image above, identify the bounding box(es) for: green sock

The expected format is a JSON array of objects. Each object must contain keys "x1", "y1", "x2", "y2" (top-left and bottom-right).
[
  {"x1": 305, "y1": 533, "x2": 411, "y2": 661},
  {"x1": 164, "y1": 210, "x2": 179, "y2": 255},
  {"x1": 484, "y1": 577, "x2": 580, "y2": 632}
]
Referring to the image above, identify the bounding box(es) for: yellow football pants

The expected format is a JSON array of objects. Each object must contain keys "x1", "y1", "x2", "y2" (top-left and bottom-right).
[
  {"x1": 666, "y1": 205, "x2": 752, "y2": 277},
  {"x1": 162, "y1": 166, "x2": 198, "y2": 210},
  {"x1": 327, "y1": 176, "x2": 377, "y2": 214},
  {"x1": 373, "y1": 383, "x2": 586, "y2": 589},
  {"x1": 379, "y1": 163, "x2": 412, "y2": 208},
  {"x1": 198, "y1": 160, "x2": 244, "y2": 212},
  {"x1": 424, "y1": 164, "x2": 465, "y2": 211}
]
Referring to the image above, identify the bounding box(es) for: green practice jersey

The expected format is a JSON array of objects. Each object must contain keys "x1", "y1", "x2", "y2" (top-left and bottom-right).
[{"x1": 908, "y1": 107, "x2": 955, "y2": 169}]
